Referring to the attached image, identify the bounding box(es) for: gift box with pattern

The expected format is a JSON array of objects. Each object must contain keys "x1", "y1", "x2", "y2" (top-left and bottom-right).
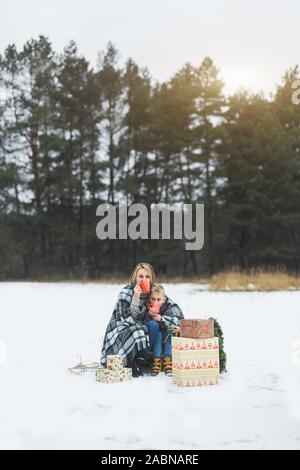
[
  {"x1": 107, "y1": 355, "x2": 124, "y2": 370},
  {"x1": 172, "y1": 336, "x2": 219, "y2": 387},
  {"x1": 96, "y1": 367, "x2": 132, "y2": 383},
  {"x1": 173, "y1": 370, "x2": 218, "y2": 387},
  {"x1": 172, "y1": 336, "x2": 219, "y2": 352},
  {"x1": 180, "y1": 319, "x2": 214, "y2": 339},
  {"x1": 96, "y1": 353, "x2": 132, "y2": 383}
]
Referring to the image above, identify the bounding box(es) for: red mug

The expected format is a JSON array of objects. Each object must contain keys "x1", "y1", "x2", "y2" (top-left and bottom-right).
[
  {"x1": 139, "y1": 279, "x2": 150, "y2": 294},
  {"x1": 148, "y1": 300, "x2": 161, "y2": 313}
]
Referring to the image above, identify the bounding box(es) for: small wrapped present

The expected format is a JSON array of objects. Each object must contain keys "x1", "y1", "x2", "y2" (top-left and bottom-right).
[
  {"x1": 180, "y1": 319, "x2": 214, "y2": 339},
  {"x1": 96, "y1": 367, "x2": 132, "y2": 383},
  {"x1": 107, "y1": 355, "x2": 124, "y2": 370}
]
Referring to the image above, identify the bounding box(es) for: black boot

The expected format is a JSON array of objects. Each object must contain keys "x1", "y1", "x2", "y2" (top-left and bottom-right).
[{"x1": 132, "y1": 356, "x2": 145, "y2": 378}]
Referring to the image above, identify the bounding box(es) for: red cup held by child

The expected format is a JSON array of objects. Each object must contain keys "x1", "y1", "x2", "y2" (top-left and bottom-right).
[
  {"x1": 139, "y1": 279, "x2": 150, "y2": 294},
  {"x1": 148, "y1": 300, "x2": 161, "y2": 313}
]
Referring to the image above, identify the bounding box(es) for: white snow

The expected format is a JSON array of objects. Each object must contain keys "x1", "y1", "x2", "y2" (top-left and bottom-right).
[{"x1": 0, "y1": 282, "x2": 300, "y2": 450}]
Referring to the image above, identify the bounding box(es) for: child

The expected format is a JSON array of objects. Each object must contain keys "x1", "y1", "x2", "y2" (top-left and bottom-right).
[{"x1": 145, "y1": 284, "x2": 184, "y2": 377}]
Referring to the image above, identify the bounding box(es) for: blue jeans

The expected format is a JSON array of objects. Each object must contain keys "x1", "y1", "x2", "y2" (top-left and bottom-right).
[{"x1": 146, "y1": 320, "x2": 172, "y2": 358}]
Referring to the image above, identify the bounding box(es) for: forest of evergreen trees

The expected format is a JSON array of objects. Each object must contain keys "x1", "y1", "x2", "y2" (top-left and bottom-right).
[{"x1": 0, "y1": 36, "x2": 299, "y2": 280}]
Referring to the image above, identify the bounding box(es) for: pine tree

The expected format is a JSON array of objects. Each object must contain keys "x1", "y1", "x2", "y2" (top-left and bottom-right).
[
  {"x1": 52, "y1": 40, "x2": 102, "y2": 274},
  {"x1": 117, "y1": 58, "x2": 152, "y2": 267},
  {"x1": 97, "y1": 42, "x2": 124, "y2": 206},
  {"x1": 273, "y1": 67, "x2": 300, "y2": 271},
  {"x1": 219, "y1": 91, "x2": 293, "y2": 270},
  {"x1": 191, "y1": 57, "x2": 225, "y2": 275}
]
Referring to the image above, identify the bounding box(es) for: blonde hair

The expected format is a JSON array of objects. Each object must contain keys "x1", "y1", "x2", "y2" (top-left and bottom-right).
[
  {"x1": 130, "y1": 263, "x2": 156, "y2": 286},
  {"x1": 150, "y1": 283, "x2": 166, "y2": 297}
]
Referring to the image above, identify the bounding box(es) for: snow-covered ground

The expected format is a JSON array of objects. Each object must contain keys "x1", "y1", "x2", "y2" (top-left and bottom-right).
[{"x1": 1, "y1": 282, "x2": 300, "y2": 450}]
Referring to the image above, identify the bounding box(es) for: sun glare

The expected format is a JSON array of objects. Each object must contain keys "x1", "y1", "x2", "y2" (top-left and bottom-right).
[{"x1": 223, "y1": 67, "x2": 263, "y2": 95}]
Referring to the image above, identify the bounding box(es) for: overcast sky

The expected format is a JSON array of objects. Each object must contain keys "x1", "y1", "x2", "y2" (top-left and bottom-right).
[{"x1": 1, "y1": 0, "x2": 299, "y2": 95}]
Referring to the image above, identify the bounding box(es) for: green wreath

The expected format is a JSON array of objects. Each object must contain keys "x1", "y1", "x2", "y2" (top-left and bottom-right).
[{"x1": 210, "y1": 317, "x2": 227, "y2": 373}]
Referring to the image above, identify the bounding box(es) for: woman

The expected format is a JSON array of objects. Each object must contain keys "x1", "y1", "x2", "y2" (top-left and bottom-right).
[
  {"x1": 100, "y1": 263, "x2": 155, "y2": 377},
  {"x1": 99, "y1": 263, "x2": 184, "y2": 377}
]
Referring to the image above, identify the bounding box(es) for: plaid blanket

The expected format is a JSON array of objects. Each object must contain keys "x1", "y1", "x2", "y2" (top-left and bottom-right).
[
  {"x1": 159, "y1": 299, "x2": 184, "y2": 330},
  {"x1": 99, "y1": 284, "x2": 149, "y2": 367},
  {"x1": 99, "y1": 284, "x2": 184, "y2": 367}
]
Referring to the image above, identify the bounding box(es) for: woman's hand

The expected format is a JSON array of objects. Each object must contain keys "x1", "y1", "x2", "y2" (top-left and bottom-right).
[{"x1": 133, "y1": 284, "x2": 142, "y2": 301}]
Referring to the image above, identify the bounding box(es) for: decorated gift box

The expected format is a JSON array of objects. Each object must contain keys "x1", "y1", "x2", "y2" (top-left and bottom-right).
[
  {"x1": 172, "y1": 336, "x2": 219, "y2": 352},
  {"x1": 106, "y1": 354, "x2": 124, "y2": 370},
  {"x1": 173, "y1": 370, "x2": 219, "y2": 387},
  {"x1": 172, "y1": 336, "x2": 219, "y2": 387},
  {"x1": 96, "y1": 354, "x2": 132, "y2": 383},
  {"x1": 96, "y1": 366, "x2": 132, "y2": 383},
  {"x1": 180, "y1": 319, "x2": 214, "y2": 339},
  {"x1": 173, "y1": 357, "x2": 220, "y2": 370}
]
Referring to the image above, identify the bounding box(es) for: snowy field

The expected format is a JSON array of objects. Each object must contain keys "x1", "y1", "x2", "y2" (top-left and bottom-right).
[{"x1": 1, "y1": 282, "x2": 300, "y2": 450}]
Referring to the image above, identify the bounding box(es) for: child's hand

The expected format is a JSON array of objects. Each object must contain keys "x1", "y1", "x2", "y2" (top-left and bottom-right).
[
  {"x1": 152, "y1": 313, "x2": 162, "y2": 322},
  {"x1": 149, "y1": 306, "x2": 160, "y2": 315}
]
